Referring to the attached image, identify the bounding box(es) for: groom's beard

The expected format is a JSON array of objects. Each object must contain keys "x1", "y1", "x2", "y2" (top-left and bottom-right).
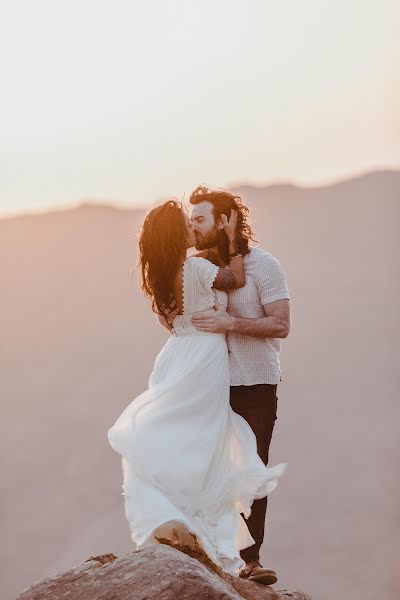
[{"x1": 194, "y1": 227, "x2": 219, "y2": 250}]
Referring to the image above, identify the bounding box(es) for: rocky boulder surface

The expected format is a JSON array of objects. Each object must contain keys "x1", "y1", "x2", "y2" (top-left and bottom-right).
[{"x1": 17, "y1": 545, "x2": 310, "y2": 600}]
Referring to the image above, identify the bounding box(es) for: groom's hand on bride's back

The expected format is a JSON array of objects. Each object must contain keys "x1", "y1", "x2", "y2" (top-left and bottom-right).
[{"x1": 191, "y1": 306, "x2": 234, "y2": 333}]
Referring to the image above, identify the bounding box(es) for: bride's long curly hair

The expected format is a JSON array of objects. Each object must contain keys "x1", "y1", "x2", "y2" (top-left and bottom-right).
[{"x1": 137, "y1": 200, "x2": 188, "y2": 323}]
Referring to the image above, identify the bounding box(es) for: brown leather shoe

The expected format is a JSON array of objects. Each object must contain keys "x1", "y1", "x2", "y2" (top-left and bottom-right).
[{"x1": 239, "y1": 561, "x2": 278, "y2": 585}]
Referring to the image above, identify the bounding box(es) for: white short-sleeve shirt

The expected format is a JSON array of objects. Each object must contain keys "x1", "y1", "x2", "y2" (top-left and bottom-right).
[{"x1": 226, "y1": 246, "x2": 290, "y2": 386}]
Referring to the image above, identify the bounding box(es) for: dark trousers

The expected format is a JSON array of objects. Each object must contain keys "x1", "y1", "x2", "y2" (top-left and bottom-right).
[{"x1": 229, "y1": 384, "x2": 278, "y2": 564}]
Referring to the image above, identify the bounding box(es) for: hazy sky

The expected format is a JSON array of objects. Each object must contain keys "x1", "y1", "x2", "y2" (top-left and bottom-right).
[{"x1": 1, "y1": 0, "x2": 399, "y2": 216}]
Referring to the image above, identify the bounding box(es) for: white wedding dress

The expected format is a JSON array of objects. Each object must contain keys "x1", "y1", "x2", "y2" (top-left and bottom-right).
[{"x1": 107, "y1": 256, "x2": 287, "y2": 575}]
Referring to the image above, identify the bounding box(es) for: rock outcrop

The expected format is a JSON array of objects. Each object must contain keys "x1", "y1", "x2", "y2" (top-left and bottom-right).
[{"x1": 17, "y1": 545, "x2": 310, "y2": 600}]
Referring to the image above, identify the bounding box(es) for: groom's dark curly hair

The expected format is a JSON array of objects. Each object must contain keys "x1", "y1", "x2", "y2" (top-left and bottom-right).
[{"x1": 189, "y1": 185, "x2": 257, "y2": 265}]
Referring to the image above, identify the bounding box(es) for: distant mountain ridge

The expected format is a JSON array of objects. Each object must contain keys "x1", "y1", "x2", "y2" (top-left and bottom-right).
[
  {"x1": 231, "y1": 168, "x2": 400, "y2": 194},
  {"x1": 1, "y1": 168, "x2": 399, "y2": 220}
]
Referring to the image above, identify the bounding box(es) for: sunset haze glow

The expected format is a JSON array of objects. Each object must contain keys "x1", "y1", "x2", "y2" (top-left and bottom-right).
[{"x1": 1, "y1": 0, "x2": 399, "y2": 216}]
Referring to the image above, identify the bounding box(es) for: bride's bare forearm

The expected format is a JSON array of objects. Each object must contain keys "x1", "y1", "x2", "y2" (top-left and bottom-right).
[
  {"x1": 228, "y1": 238, "x2": 237, "y2": 255},
  {"x1": 225, "y1": 237, "x2": 245, "y2": 287},
  {"x1": 213, "y1": 255, "x2": 245, "y2": 290},
  {"x1": 227, "y1": 255, "x2": 245, "y2": 287}
]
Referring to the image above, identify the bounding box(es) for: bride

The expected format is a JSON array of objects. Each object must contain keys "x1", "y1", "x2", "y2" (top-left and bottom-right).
[{"x1": 107, "y1": 199, "x2": 287, "y2": 576}]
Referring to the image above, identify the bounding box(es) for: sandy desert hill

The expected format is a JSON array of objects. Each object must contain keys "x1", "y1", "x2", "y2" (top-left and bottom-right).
[{"x1": 0, "y1": 170, "x2": 399, "y2": 600}]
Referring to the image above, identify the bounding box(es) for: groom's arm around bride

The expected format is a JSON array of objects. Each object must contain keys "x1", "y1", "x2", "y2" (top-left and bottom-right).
[{"x1": 191, "y1": 294, "x2": 289, "y2": 339}]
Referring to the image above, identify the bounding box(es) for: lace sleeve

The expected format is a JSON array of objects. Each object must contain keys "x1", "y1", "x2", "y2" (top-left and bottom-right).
[
  {"x1": 196, "y1": 257, "x2": 220, "y2": 290},
  {"x1": 182, "y1": 257, "x2": 220, "y2": 314}
]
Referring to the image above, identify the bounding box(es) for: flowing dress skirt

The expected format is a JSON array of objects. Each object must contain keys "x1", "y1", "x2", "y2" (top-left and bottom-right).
[{"x1": 108, "y1": 331, "x2": 287, "y2": 575}]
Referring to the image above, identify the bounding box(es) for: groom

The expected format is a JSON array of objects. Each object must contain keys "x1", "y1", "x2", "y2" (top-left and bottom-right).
[{"x1": 189, "y1": 185, "x2": 290, "y2": 585}]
